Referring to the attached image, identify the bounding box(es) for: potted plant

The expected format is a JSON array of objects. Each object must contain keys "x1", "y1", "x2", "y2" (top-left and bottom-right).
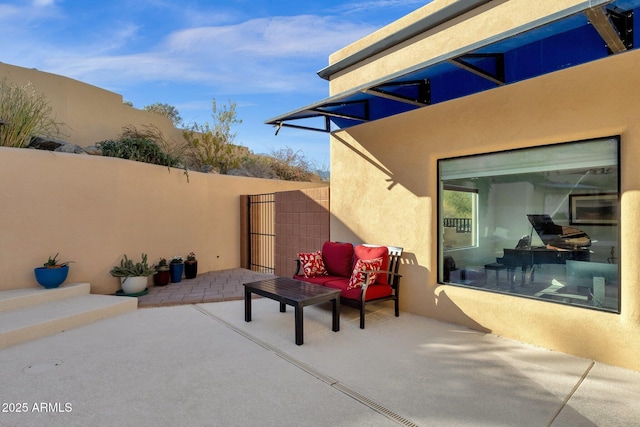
[
  {"x1": 153, "y1": 258, "x2": 170, "y2": 286},
  {"x1": 169, "y1": 256, "x2": 184, "y2": 283},
  {"x1": 184, "y1": 252, "x2": 198, "y2": 279},
  {"x1": 34, "y1": 253, "x2": 73, "y2": 289},
  {"x1": 110, "y1": 253, "x2": 155, "y2": 295}
]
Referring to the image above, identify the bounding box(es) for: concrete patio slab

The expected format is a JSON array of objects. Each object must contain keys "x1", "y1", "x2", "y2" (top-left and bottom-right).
[
  {"x1": 0, "y1": 305, "x2": 393, "y2": 427},
  {"x1": 0, "y1": 294, "x2": 638, "y2": 426},
  {"x1": 200, "y1": 298, "x2": 640, "y2": 427}
]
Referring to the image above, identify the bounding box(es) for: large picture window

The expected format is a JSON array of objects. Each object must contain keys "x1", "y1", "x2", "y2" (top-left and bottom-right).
[{"x1": 438, "y1": 137, "x2": 620, "y2": 312}]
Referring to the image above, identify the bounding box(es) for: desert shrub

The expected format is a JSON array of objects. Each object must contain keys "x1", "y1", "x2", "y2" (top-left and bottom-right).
[
  {"x1": 0, "y1": 78, "x2": 62, "y2": 148},
  {"x1": 143, "y1": 103, "x2": 182, "y2": 127},
  {"x1": 183, "y1": 99, "x2": 243, "y2": 173},
  {"x1": 239, "y1": 148, "x2": 324, "y2": 182},
  {"x1": 266, "y1": 147, "x2": 321, "y2": 181},
  {"x1": 120, "y1": 124, "x2": 186, "y2": 165},
  {"x1": 97, "y1": 124, "x2": 185, "y2": 167},
  {"x1": 97, "y1": 137, "x2": 179, "y2": 167},
  {"x1": 238, "y1": 155, "x2": 279, "y2": 179}
]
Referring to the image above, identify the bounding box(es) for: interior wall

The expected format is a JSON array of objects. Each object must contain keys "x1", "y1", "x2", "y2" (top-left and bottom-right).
[
  {"x1": 0, "y1": 147, "x2": 325, "y2": 294},
  {"x1": 329, "y1": 49, "x2": 640, "y2": 371}
]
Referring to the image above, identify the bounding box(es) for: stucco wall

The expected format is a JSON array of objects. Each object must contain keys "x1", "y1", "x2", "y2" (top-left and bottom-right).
[
  {"x1": 329, "y1": 49, "x2": 640, "y2": 371},
  {"x1": 0, "y1": 147, "x2": 325, "y2": 295},
  {"x1": 0, "y1": 62, "x2": 185, "y2": 147},
  {"x1": 274, "y1": 188, "x2": 330, "y2": 278},
  {"x1": 328, "y1": 0, "x2": 597, "y2": 94}
]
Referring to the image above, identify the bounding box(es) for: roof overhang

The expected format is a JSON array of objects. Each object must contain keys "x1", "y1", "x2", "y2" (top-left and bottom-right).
[
  {"x1": 317, "y1": 0, "x2": 494, "y2": 81},
  {"x1": 266, "y1": 0, "x2": 639, "y2": 134}
]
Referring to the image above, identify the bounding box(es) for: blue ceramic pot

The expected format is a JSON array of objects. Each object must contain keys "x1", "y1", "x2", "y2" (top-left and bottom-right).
[
  {"x1": 170, "y1": 263, "x2": 183, "y2": 283},
  {"x1": 34, "y1": 265, "x2": 69, "y2": 289}
]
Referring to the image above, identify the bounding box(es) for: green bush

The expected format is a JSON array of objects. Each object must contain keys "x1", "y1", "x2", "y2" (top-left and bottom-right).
[
  {"x1": 97, "y1": 138, "x2": 179, "y2": 167},
  {"x1": 0, "y1": 78, "x2": 62, "y2": 148},
  {"x1": 182, "y1": 99, "x2": 243, "y2": 173},
  {"x1": 97, "y1": 125, "x2": 183, "y2": 167},
  {"x1": 236, "y1": 148, "x2": 324, "y2": 182}
]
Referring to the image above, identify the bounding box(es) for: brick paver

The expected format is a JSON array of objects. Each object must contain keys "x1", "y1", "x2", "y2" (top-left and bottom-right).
[{"x1": 137, "y1": 268, "x2": 275, "y2": 308}]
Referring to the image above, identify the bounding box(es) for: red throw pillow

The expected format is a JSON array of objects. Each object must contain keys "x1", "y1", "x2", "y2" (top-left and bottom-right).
[
  {"x1": 322, "y1": 241, "x2": 354, "y2": 277},
  {"x1": 347, "y1": 257, "x2": 383, "y2": 290},
  {"x1": 298, "y1": 251, "x2": 327, "y2": 278},
  {"x1": 354, "y1": 245, "x2": 389, "y2": 284}
]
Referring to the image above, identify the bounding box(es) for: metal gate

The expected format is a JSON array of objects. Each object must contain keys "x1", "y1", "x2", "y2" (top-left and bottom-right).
[{"x1": 247, "y1": 193, "x2": 275, "y2": 273}]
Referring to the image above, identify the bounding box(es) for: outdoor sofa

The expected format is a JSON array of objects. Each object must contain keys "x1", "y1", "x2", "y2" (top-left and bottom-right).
[{"x1": 294, "y1": 241, "x2": 403, "y2": 329}]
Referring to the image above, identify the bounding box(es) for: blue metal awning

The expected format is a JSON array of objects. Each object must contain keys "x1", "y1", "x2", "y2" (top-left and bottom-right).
[{"x1": 266, "y1": 0, "x2": 639, "y2": 133}]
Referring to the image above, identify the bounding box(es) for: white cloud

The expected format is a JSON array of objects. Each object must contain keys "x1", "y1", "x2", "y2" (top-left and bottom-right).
[
  {"x1": 0, "y1": 4, "x2": 20, "y2": 18},
  {"x1": 165, "y1": 15, "x2": 374, "y2": 58},
  {"x1": 32, "y1": 14, "x2": 375, "y2": 96},
  {"x1": 0, "y1": 0, "x2": 57, "y2": 24}
]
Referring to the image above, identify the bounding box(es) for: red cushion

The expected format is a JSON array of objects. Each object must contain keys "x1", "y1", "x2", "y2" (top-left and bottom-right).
[
  {"x1": 347, "y1": 257, "x2": 383, "y2": 290},
  {"x1": 321, "y1": 241, "x2": 354, "y2": 277},
  {"x1": 297, "y1": 250, "x2": 327, "y2": 278},
  {"x1": 324, "y1": 279, "x2": 393, "y2": 300},
  {"x1": 354, "y1": 245, "x2": 389, "y2": 285},
  {"x1": 294, "y1": 274, "x2": 343, "y2": 286}
]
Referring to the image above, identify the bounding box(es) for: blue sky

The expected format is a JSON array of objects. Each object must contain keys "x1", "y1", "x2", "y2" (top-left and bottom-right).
[{"x1": 0, "y1": 0, "x2": 428, "y2": 168}]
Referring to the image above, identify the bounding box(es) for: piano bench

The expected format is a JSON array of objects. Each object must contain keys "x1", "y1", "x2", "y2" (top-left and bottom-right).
[{"x1": 484, "y1": 263, "x2": 507, "y2": 285}]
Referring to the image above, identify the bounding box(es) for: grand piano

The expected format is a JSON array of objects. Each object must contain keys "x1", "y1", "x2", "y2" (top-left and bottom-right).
[{"x1": 496, "y1": 214, "x2": 591, "y2": 286}]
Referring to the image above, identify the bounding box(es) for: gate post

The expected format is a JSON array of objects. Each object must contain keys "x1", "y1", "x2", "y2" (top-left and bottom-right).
[{"x1": 240, "y1": 195, "x2": 249, "y2": 269}]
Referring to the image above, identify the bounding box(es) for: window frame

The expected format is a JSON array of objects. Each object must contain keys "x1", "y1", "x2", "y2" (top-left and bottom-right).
[{"x1": 436, "y1": 136, "x2": 621, "y2": 313}]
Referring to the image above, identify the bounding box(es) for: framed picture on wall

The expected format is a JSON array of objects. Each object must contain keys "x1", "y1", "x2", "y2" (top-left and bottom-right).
[{"x1": 569, "y1": 193, "x2": 618, "y2": 225}]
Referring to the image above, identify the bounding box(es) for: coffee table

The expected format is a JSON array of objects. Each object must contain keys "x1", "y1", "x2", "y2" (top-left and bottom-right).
[{"x1": 243, "y1": 277, "x2": 340, "y2": 345}]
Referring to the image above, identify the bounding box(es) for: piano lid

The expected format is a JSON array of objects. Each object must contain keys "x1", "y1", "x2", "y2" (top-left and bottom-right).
[{"x1": 526, "y1": 214, "x2": 591, "y2": 249}]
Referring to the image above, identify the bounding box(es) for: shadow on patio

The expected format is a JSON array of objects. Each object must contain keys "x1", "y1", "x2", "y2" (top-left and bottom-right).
[{"x1": 2, "y1": 283, "x2": 640, "y2": 426}]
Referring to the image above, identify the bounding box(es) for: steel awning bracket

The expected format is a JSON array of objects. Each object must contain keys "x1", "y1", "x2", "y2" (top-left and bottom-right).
[
  {"x1": 449, "y1": 53, "x2": 505, "y2": 85},
  {"x1": 585, "y1": 6, "x2": 633, "y2": 54},
  {"x1": 270, "y1": 100, "x2": 369, "y2": 135},
  {"x1": 364, "y1": 79, "x2": 431, "y2": 107},
  {"x1": 272, "y1": 121, "x2": 332, "y2": 133},
  {"x1": 312, "y1": 99, "x2": 370, "y2": 122}
]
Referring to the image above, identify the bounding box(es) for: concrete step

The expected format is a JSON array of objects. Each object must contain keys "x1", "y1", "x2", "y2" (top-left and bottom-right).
[
  {"x1": 0, "y1": 284, "x2": 138, "y2": 350},
  {"x1": 0, "y1": 282, "x2": 91, "y2": 312}
]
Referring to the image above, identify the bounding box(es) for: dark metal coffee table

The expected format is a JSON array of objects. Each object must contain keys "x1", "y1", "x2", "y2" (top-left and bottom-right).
[{"x1": 243, "y1": 277, "x2": 340, "y2": 345}]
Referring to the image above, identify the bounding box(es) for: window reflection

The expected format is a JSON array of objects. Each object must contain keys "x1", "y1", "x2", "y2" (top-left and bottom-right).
[{"x1": 438, "y1": 138, "x2": 620, "y2": 312}]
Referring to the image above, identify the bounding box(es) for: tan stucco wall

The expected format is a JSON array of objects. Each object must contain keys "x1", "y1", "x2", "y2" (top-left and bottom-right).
[
  {"x1": 328, "y1": 0, "x2": 460, "y2": 64},
  {"x1": 0, "y1": 62, "x2": 185, "y2": 146},
  {"x1": 0, "y1": 147, "x2": 325, "y2": 295},
  {"x1": 328, "y1": 0, "x2": 600, "y2": 94},
  {"x1": 329, "y1": 48, "x2": 640, "y2": 371}
]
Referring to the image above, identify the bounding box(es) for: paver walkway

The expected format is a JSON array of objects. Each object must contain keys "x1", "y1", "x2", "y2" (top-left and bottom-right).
[{"x1": 137, "y1": 268, "x2": 275, "y2": 307}]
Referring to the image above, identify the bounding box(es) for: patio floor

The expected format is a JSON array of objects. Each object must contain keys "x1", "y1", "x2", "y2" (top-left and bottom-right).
[
  {"x1": 137, "y1": 268, "x2": 276, "y2": 307},
  {"x1": 2, "y1": 268, "x2": 640, "y2": 426}
]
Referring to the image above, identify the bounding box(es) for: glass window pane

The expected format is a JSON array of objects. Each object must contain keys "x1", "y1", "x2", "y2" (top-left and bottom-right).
[
  {"x1": 443, "y1": 188, "x2": 477, "y2": 249},
  {"x1": 438, "y1": 137, "x2": 619, "y2": 312}
]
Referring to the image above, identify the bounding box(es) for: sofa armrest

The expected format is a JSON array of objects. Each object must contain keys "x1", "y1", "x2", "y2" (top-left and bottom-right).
[
  {"x1": 361, "y1": 269, "x2": 402, "y2": 288},
  {"x1": 294, "y1": 259, "x2": 302, "y2": 276},
  {"x1": 386, "y1": 271, "x2": 403, "y2": 287},
  {"x1": 361, "y1": 269, "x2": 399, "y2": 287},
  {"x1": 360, "y1": 269, "x2": 377, "y2": 289}
]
